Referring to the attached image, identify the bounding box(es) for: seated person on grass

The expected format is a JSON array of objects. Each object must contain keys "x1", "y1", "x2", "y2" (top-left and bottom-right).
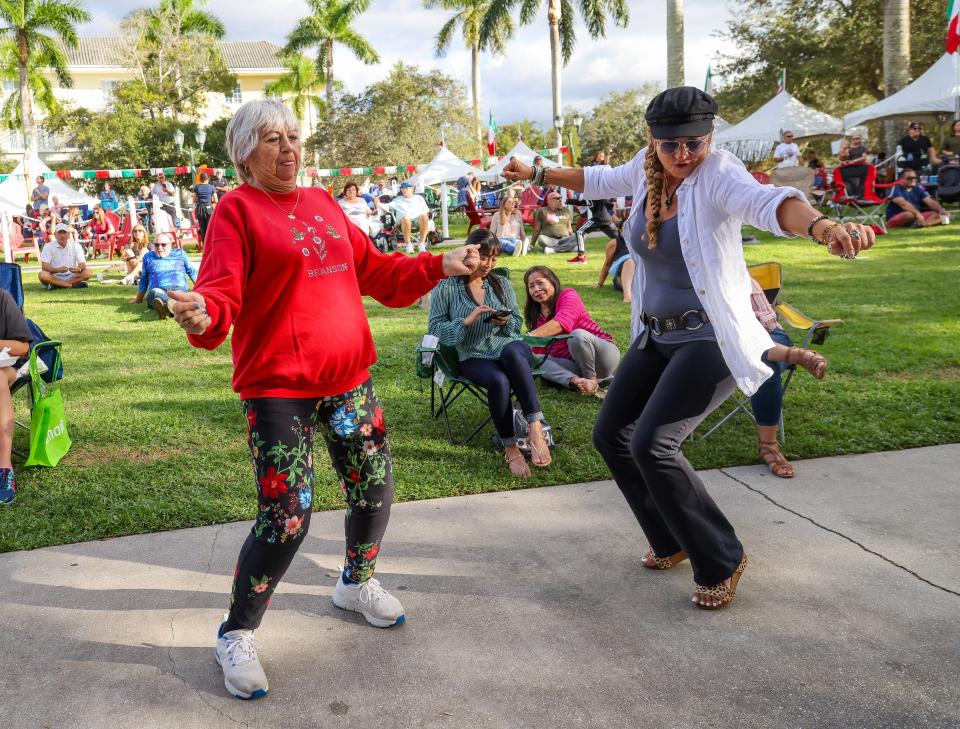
[
  {"x1": 39, "y1": 223, "x2": 91, "y2": 289},
  {"x1": 523, "y1": 265, "x2": 620, "y2": 397},
  {"x1": 886, "y1": 171, "x2": 946, "y2": 227},
  {"x1": 132, "y1": 233, "x2": 197, "y2": 320},
  {"x1": 530, "y1": 191, "x2": 578, "y2": 253},
  {"x1": 0, "y1": 288, "x2": 31, "y2": 505},
  {"x1": 389, "y1": 181, "x2": 431, "y2": 254}
]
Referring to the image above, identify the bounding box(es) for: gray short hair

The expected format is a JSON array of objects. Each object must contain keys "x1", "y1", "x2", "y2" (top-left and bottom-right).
[{"x1": 225, "y1": 99, "x2": 300, "y2": 183}]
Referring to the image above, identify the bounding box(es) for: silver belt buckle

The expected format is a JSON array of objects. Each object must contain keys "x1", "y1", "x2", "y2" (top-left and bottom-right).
[
  {"x1": 682, "y1": 309, "x2": 705, "y2": 331},
  {"x1": 648, "y1": 316, "x2": 661, "y2": 335}
]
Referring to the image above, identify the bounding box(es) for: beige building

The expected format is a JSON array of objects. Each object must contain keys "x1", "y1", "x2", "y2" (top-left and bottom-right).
[{"x1": 1, "y1": 37, "x2": 294, "y2": 162}]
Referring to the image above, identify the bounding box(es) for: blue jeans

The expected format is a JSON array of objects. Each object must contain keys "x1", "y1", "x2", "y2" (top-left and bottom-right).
[
  {"x1": 751, "y1": 327, "x2": 793, "y2": 426},
  {"x1": 145, "y1": 286, "x2": 186, "y2": 309}
]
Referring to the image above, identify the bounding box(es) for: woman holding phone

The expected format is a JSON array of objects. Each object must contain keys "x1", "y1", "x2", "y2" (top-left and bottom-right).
[{"x1": 428, "y1": 229, "x2": 552, "y2": 477}]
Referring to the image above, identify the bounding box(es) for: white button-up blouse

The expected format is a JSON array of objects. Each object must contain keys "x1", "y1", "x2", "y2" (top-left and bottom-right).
[{"x1": 583, "y1": 147, "x2": 804, "y2": 396}]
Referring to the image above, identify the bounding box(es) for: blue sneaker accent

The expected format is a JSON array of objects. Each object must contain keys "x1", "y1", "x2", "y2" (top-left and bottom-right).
[
  {"x1": 340, "y1": 569, "x2": 359, "y2": 585},
  {"x1": 0, "y1": 468, "x2": 15, "y2": 505},
  {"x1": 391, "y1": 614, "x2": 406, "y2": 627}
]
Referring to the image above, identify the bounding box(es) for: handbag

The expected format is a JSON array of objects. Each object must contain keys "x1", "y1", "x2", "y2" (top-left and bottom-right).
[{"x1": 24, "y1": 345, "x2": 71, "y2": 467}]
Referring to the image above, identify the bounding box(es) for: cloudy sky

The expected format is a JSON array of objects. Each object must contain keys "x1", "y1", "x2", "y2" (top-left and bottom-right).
[{"x1": 81, "y1": 0, "x2": 737, "y2": 126}]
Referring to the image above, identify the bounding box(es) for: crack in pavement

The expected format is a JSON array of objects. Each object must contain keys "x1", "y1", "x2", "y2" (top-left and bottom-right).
[
  {"x1": 719, "y1": 469, "x2": 960, "y2": 600},
  {"x1": 163, "y1": 525, "x2": 251, "y2": 727}
]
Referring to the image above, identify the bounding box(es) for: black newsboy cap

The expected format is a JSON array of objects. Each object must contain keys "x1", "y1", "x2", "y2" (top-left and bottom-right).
[{"x1": 645, "y1": 87, "x2": 718, "y2": 138}]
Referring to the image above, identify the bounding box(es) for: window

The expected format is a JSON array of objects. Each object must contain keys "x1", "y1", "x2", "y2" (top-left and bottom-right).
[{"x1": 225, "y1": 82, "x2": 242, "y2": 105}]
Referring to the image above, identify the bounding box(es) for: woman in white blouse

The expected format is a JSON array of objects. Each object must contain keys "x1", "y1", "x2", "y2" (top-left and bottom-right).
[
  {"x1": 490, "y1": 196, "x2": 527, "y2": 255},
  {"x1": 504, "y1": 87, "x2": 873, "y2": 611},
  {"x1": 338, "y1": 181, "x2": 377, "y2": 235}
]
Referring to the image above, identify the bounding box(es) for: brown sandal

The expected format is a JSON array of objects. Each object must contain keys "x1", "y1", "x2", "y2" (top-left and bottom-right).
[
  {"x1": 504, "y1": 452, "x2": 531, "y2": 478},
  {"x1": 786, "y1": 346, "x2": 827, "y2": 380},
  {"x1": 642, "y1": 548, "x2": 689, "y2": 570},
  {"x1": 694, "y1": 554, "x2": 748, "y2": 610},
  {"x1": 759, "y1": 440, "x2": 794, "y2": 479}
]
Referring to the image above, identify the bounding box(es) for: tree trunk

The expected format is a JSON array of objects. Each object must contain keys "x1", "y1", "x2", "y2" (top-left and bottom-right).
[
  {"x1": 548, "y1": 0, "x2": 563, "y2": 158},
  {"x1": 471, "y1": 42, "x2": 481, "y2": 145},
  {"x1": 17, "y1": 33, "x2": 34, "y2": 154},
  {"x1": 882, "y1": 0, "x2": 910, "y2": 156},
  {"x1": 325, "y1": 39, "x2": 335, "y2": 108},
  {"x1": 666, "y1": 0, "x2": 685, "y2": 89}
]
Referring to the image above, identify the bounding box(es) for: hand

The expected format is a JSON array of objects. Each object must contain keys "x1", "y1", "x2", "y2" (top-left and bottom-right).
[
  {"x1": 442, "y1": 244, "x2": 480, "y2": 276},
  {"x1": 827, "y1": 222, "x2": 875, "y2": 259},
  {"x1": 168, "y1": 289, "x2": 210, "y2": 335},
  {"x1": 464, "y1": 305, "x2": 495, "y2": 327},
  {"x1": 503, "y1": 159, "x2": 532, "y2": 182},
  {"x1": 488, "y1": 313, "x2": 509, "y2": 326},
  {"x1": 129, "y1": 297, "x2": 141, "y2": 304}
]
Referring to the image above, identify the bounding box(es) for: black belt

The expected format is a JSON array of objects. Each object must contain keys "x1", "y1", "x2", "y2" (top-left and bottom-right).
[{"x1": 642, "y1": 309, "x2": 709, "y2": 335}]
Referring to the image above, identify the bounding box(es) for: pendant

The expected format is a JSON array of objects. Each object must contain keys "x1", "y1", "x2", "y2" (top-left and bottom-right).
[{"x1": 287, "y1": 214, "x2": 295, "y2": 219}]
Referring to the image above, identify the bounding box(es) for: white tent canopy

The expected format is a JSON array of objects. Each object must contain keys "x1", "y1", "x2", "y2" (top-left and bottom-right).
[
  {"x1": 486, "y1": 140, "x2": 561, "y2": 178},
  {"x1": 714, "y1": 91, "x2": 843, "y2": 160},
  {"x1": 406, "y1": 146, "x2": 494, "y2": 187},
  {"x1": 0, "y1": 154, "x2": 98, "y2": 216},
  {"x1": 844, "y1": 53, "x2": 960, "y2": 128}
]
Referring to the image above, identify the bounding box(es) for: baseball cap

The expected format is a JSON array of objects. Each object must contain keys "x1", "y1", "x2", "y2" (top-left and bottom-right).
[
  {"x1": 909, "y1": 122, "x2": 922, "y2": 129},
  {"x1": 54, "y1": 223, "x2": 70, "y2": 233},
  {"x1": 645, "y1": 87, "x2": 718, "y2": 138},
  {"x1": 399, "y1": 181, "x2": 415, "y2": 188}
]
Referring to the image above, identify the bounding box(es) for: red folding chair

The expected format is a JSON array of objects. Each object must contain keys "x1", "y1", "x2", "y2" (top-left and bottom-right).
[
  {"x1": 90, "y1": 210, "x2": 122, "y2": 259},
  {"x1": 751, "y1": 170, "x2": 771, "y2": 185},
  {"x1": 464, "y1": 195, "x2": 491, "y2": 234},
  {"x1": 6, "y1": 223, "x2": 40, "y2": 263},
  {"x1": 830, "y1": 165, "x2": 897, "y2": 233}
]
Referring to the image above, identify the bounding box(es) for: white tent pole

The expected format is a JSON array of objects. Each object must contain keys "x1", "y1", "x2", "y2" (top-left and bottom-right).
[
  {"x1": 440, "y1": 181, "x2": 449, "y2": 240},
  {"x1": 1, "y1": 210, "x2": 11, "y2": 263}
]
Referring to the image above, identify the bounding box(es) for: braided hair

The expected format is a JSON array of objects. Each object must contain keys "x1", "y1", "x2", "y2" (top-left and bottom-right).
[{"x1": 643, "y1": 140, "x2": 665, "y2": 250}]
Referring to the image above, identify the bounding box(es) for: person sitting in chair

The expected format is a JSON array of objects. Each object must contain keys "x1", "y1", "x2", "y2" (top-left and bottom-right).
[
  {"x1": 886, "y1": 170, "x2": 946, "y2": 227},
  {"x1": 428, "y1": 229, "x2": 552, "y2": 478},
  {"x1": 39, "y1": 224, "x2": 92, "y2": 290},
  {"x1": 121, "y1": 224, "x2": 150, "y2": 285},
  {"x1": 839, "y1": 135, "x2": 869, "y2": 166},
  {"x1": 132, "y1": 233, "x2": 197, "y2": 319},
  {"x1": 389, "y1": 182, "x2": 431, "y2": 254},
  {"x1": 0, "y1": 288, "x2": 31, "y2": 505},
  {"x1": 898, "y1": 122, "x2": 938, "y2": 172},
  {"x1": 524, "y1": 265, "x2": 620, "y2": 397},
  {"x1": 530, "y1": 191, "x2": 577, "y2": 253}
]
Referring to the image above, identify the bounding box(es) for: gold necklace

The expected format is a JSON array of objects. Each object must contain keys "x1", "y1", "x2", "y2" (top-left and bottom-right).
[{"x1": 259, "y1": 186, "x2": 301, "y2": 220}]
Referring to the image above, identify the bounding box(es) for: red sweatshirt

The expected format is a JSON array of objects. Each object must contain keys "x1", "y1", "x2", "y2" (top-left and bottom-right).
[{"x1": 187, "y1": 184, "x2": 446, "y2": 399}]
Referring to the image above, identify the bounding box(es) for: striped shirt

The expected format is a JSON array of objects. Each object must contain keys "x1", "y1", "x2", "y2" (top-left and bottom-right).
[
  {"x1": 428, "y1": 274, "x2": 523, "y2": 360},
  {"x1": 749, "y1": 277, "x2": 779, "y2": 333}
]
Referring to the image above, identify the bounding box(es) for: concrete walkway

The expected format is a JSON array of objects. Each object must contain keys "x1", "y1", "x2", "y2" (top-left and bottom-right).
[{"x1": 2, "y1": 445, "x2": 958, "y2": 728}]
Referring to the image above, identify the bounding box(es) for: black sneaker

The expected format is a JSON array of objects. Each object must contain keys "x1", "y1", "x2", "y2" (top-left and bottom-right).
[{"x1": 71, "y1": 281, "x2": 89, "y2": 288}]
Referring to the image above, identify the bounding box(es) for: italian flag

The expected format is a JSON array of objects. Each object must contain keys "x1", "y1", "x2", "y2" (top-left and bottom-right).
[
  {"x1": 704, "y1": 65, "x2": 714, "y2": 95},
  {"x1": 948, "y1": 0, "x2": 960, "y2": 54},
  {"x1": 487, "y1": 110, "x2": 497, "y2": 156},
  {"x1": 776, "y1": 68, "x2": 786, "y2": 94}
]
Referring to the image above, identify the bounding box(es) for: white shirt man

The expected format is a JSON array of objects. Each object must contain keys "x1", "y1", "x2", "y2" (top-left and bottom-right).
[
  {"x1": 39, "y1": 224, "x2": 92, "y2": 289},
  {"x1": 389, "y1": 183, "x2": 431, "y2": 253},
  {"x1": 773, "y1": 132, "x2": 801, "y2": 168}
]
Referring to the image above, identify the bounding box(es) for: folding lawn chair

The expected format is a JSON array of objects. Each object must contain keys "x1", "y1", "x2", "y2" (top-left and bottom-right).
[
  {"x1": 698, "y1": 261, "x2": 843, "y2": 443},
  {"x1": 0, "y1": 262, "x2": 65, "y2": 457},
  {"x1": 463, "y1": 195, "x2": 492, "y2": 234},
  {"x1": 830, "y1": 165, "x2": 897, "y2": 233}
]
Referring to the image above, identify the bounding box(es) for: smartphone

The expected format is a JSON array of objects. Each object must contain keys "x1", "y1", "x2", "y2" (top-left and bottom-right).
[{"x1": 484, "y1": 309, "x2": 512, "y2": 322}]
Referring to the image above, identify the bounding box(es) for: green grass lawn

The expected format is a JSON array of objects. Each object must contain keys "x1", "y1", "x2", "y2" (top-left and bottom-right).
[{"x1": 2, "y1": 225, "x2": 958, "y2": 552}]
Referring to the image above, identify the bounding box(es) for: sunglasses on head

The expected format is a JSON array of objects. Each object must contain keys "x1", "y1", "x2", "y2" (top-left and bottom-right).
[{"x1": 657, "y1": 139, "x2": 708, "y2": 155}]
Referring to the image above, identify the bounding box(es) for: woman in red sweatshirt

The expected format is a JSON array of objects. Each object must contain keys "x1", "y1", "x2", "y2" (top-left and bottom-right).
[{"x1": 170, "y1": 99, "x2": 478, "y2": 700}]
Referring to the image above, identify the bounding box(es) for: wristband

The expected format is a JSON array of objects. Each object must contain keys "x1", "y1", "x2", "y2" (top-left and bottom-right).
[
  {"x1": 806, "y1": 215, "x2": 830, "y2": 243},
  {"x1": 528, "y1": 164, "x2": 539, "y2": 182},
  {"x1": 818, "y1": 222, "x2": 840, "y2": 246}
]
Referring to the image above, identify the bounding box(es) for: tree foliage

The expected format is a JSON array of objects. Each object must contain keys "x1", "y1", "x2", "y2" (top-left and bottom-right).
[
  {"x1": 116, "y1": 0, "x2": 234, "y2": 120},
  {"x1": 577, "y1": 84, "x2": 658, "y2": 165},
  {"x1": 306, "y1": 62, "x2": 482, "y2": 168},
  {"x1": 264, "y1": 54, "x2": 325, "y2": 137},
  {"x1": 495, "y1": 119, "x2": 552, "y2": 153},
  {"x1": 715, "y1": 0, "x2": 944, "y2": 122}
]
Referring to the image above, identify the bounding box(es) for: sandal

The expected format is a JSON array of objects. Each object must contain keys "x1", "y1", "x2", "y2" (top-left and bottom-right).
[
  {"x1": 759, "y1": 440, "x2": 795, "y2": 479},
  {"x1": 504, "y1": 452, "x2": 531, "y2": 478},
  {"x1": 527, "y1": 429, "x2": 552, "y2": 468},
  {"x1": 693, "y1": 554, "x2": 748, "y2": 610},
  {"x1": 641, "y1": 548, "x2": 688, "y2": 570},
  {"x1": 786, "y1": 346, "x2": 827, "y2": 380}
]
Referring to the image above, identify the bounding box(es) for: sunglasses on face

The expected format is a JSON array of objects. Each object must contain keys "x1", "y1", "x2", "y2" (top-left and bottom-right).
[
  {"x1": 155, "y1": 242, "x2": 170, "y2": 247},
  {"x1": 904, "y1": 176, "x2": 918, "y2": 181},
  {"x1": 657, "y1": 139, "x2": 708, "y2": 155}
]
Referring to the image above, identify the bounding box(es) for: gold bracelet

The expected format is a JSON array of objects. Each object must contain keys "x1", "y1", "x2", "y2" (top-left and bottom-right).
[{"x1": 818, "y1": 222, "x2": 840, "y2": 246}]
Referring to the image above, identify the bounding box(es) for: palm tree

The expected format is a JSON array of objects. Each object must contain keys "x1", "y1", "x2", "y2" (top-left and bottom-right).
[
  {"x1": 144, "y1": 0, "x2": 225, "y2": 41},
  {"x1": 284, "y1": 0, "x2": 380, "y2": 108},
  {"x1": 666, "y1": 0, "x2": 683, "y2": 88},
  {"x1": 882, "y1": 0, "x2": 910, "y2": 153},
  {"x1": 265, "y1": 54, "x2": 325, "y2": 138},
  {"x1": 426, "y1": 0, "x2": 508, "y2": 144},
  {"x1": 0, "y1": 0, "x2": 90, "y2": 153},
  {"x1": 482, "y1": 0, "x2": 629, "y2": 150},
  {"x1": 0, "y1": 40, "x2": 59, "y2": 136}
]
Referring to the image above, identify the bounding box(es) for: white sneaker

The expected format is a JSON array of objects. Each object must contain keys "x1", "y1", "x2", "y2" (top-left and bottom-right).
[
  {"x1": 331, "y1": 575, "x2": 406, "y2": 628},
  {"x1": 543, "y1": 246, "x2": 556, "y2": 254},
  {"x1": 215, "y1": 619, "x2": 269, "y2": 700},
  {"x1": 418, "y1": 243, "x2": 428, "y2": 253},
  {"x1": 404, "y1": 243, "x2": 414, "y2": 254}
]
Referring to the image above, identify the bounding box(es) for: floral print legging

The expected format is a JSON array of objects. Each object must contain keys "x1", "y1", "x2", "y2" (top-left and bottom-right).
[{"x1": 224, "y1": 378, "x2": 393, "y2": 632}]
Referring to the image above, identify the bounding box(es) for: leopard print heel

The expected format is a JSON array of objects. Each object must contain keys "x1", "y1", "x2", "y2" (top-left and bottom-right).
[
  {"x1": 694, "y1": 553, "x2": 748, "y2": 610},
  {"x1": 642, "y1": 548, "x2": 689, "y2": 570}
]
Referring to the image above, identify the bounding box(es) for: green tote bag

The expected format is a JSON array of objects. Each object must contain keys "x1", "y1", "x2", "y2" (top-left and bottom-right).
[{"x1": 24, "y1": 345, "x2": 71, "y2": 467}]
